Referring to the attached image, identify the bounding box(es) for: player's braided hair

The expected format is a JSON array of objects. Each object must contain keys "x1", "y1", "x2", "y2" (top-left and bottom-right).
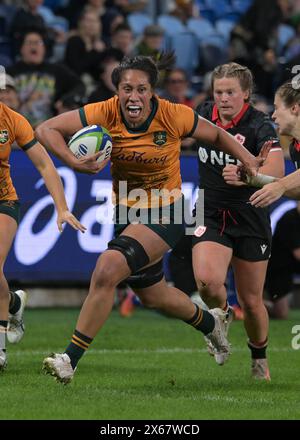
[
  {"x1": 111, "y1": 52, "x2": 176, "y2": 89},
  {"x1": 276, "y1": 80, "x2": 300, "y2": 107},
  {"x1": 211, "y1": 62, "x2": 253, "y2": 102}
]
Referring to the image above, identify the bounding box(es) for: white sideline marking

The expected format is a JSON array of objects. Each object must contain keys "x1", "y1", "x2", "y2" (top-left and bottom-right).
[{"x1": 11, "y1": 347, "x2": 295, "y2": 356}]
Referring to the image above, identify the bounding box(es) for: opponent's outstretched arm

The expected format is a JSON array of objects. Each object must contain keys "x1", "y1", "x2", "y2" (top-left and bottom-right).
[
  {"x1": 193, "y1": 116, "x2": 271, "y2": 176},
  {"x1": 250, "y1": 169, "x2": 300, "y2": 207}
]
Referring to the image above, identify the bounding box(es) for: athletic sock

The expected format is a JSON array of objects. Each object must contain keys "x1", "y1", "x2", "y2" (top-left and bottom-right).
[
  {"x1": 184, "y1": 304, "x2": 215, "y2": 335},
  {"x1": 65, "y1": 329, "x2": 93, "y2": 369},
  {"x1": 0, "y1": 320, "x2": 8, "y2": 351},
  {"x1": 248, "y1": 338, "x2": 268, "y2": 359},
  {"x1": 9, "y1": 291, "x2": 21, "y2": 315}
]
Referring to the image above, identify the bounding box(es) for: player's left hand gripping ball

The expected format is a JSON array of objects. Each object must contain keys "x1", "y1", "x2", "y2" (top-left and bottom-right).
[{"x1": 68, "y1": 125, "x2": 112, "y2": 174}]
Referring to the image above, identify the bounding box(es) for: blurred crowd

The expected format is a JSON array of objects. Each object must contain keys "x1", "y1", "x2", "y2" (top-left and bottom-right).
[{"x1": 0, "y1": 0, "x2": 300, "y2": 145}]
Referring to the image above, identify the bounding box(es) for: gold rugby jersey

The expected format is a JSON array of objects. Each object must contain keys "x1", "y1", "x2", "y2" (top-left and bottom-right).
[
  {"x1": 0, "y1": 102, "x2": 37, "y2": 200},
  {"x1": 79, "y1": 95, "x2": 198, "y2": 206}
]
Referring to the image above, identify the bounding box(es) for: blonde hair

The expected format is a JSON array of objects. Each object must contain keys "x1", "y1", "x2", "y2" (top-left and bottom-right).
[{"x1": 211, "y1": 62, "x2": 253, "y2": 102}]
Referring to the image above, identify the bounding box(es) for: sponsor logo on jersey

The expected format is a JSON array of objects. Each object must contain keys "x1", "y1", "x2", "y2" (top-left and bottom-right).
[
  {"x1": 0, "y1": 130, "x2": 9, "y2": 144},
  {"x1": 260, "y1": 244, "x2": 268, "y2": 254},
  {"x1": 194, "y1": 225, "x2": 207, "y2": 237},
  {"x1": 198, "y1": 147, "x2": 239, "y2": 166},
  {"x1": 113, "y1": 148, "x2": 168, "y2": 166},
  {"x1": 234, "y1": 133, "x2": 246, "y2": 145},
  {"x1": 153, "y1": 131, "x2": 167, "y2": 146}
]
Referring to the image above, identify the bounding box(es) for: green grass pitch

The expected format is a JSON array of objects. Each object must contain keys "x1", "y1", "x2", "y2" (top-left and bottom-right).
[{"x1": 1, "y1": 307, "x2": 300, "y2": 420}]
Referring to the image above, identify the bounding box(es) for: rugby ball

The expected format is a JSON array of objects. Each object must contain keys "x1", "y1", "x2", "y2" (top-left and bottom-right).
[{"x1": 68, "y1": 125, "x2": 112, "y2": 163}]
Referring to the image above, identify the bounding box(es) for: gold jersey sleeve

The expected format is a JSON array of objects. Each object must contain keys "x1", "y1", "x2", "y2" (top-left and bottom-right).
[
  {"x1": 0, "y1": 103, "x2": 37, "y2": 200},
  {"x1": 80, "y1": 96, "x2": 198, "y2": 206}
]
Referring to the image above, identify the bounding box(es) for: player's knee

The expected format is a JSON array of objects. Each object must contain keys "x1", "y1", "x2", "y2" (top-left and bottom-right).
[
  {"x1": 240, "y1": 295, "x2": 263, "y2": 314},
  {"x1": 194, "y1": 273, "x2": 223, "y2": 295},
  {"x1": 91, "y1": 256, "x2": 122, "y2": 289}
]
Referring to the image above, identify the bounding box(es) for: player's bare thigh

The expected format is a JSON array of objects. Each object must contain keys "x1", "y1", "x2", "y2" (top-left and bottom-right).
[
  {"x1": 232, "y1": 257, "x2": 268, "y2": 302},
  {"x1": 0, "y1": 213, "x2": 18, "y2": 268}
]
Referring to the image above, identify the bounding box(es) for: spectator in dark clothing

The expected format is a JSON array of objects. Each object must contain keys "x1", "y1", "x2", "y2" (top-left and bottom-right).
[
  {"x1": 10, "y1": 0, "x2": 45, "y2": 42},
  {"x1": 110, "y1": 23, "x2": 134, "y2": 56},
  {"x1": 56, "y1": 0, "x2": 85, "y2": 30},
  {"x1": 7, "y1": 28, "x2": 84, "y2": 127},
  {"x1": 101, "y1": 8, "x2": 125, "y2": 45},
  {"x1": 132, "y1": 24, "x2": 165, "y2": 58},
  {"x1": 169, "y1": 0, "x2": 196, "y2": 24},
  {"x1": 230, "y1": 0, "x2": 291, "y2": 100},
  {"x1": 55, "y1": 93, "x2": 87, "y2": 114},
  {"x1": 88, "y1": 56, "x2": 119, "y2": 103},
  {"x1": 57, "y1": 0, "x2": 124, "y2": 44},
  {"x1": 85, "y1": 0, "x2": 125, "y2": 45},
  {"x1": 159, "y1": 68, "x2": 195, "y2": 108},
  {"x1": 87, "y1": 48, "x2": 123, "y2": 103},
  {"x1": 9, "y1": 0, "x2": 54, "y2": 56},
  {"x1": 64, "y1": 9, "x2": 106, "y2": 80},
  {"x1": 105, "y1": 0, "x2": 147, "y2": 17}
]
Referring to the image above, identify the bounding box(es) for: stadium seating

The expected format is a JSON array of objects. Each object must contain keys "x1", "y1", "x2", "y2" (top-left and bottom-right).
[
  {"x1": 187, "y1": 17, "x2": 227, "y2": 55},
  {"x1": 231, "y1": 0, "x2": 253, "y2": 14},
  {"x1": 127, "y1": 12, "x2": 153, "y2": 37},
  {"x1": 166, "y1": 32, "x2": 200, "y2": 77},
  {"x1": 186, "y1": 17, "x2": 216, "y2": 42},
  {"x1": 205, "y1": 0, "x2": 232, "y2": 19},
  {"x1": 197, "y1": 7, "x2": 216, "y2": 23},
  {"x1": 219, "y1": 11, "x2": 241, "y2": 23},
  {"x1": 196, "y1": 0, "x2": 247, "y2": 23},
  {"x1": 43, "y1": 0, "x2": 67, "y2": 9},
  {"x1": 157, "y1": 15, "x2": 186, "y2": 36},
  {"x1": 215, "y1": 19, "x2": 235, "y2": 44},
  {"x1": 277, "y1": 24, "x2": 296, "y2": 55}
]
